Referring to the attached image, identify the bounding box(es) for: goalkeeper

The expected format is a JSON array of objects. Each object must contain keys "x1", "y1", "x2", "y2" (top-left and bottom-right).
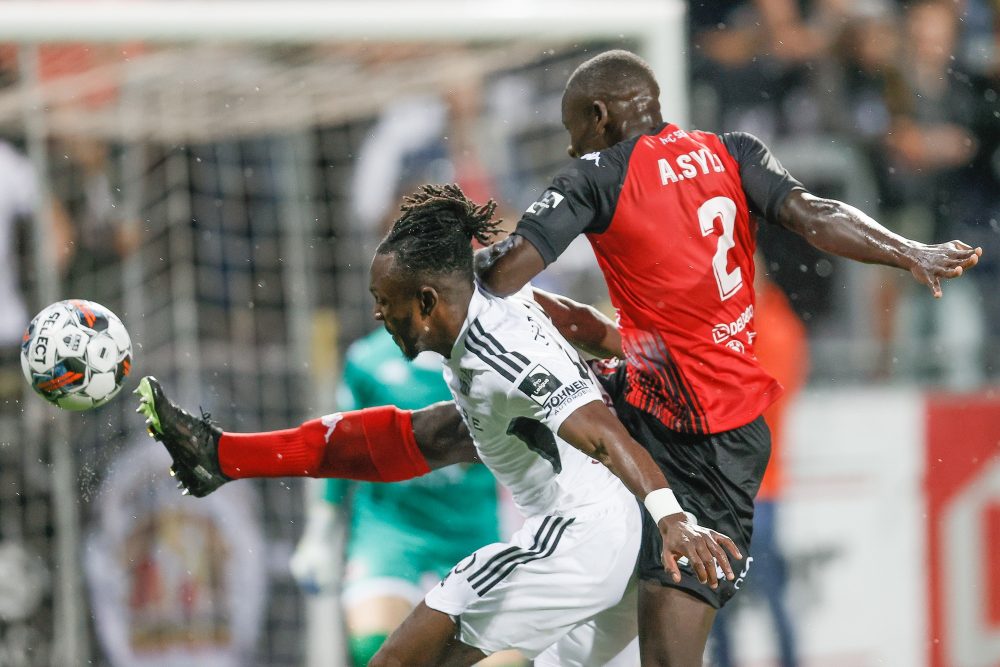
[{"x1": 289, "y1": 327, "x2": 522, "y2": 667}]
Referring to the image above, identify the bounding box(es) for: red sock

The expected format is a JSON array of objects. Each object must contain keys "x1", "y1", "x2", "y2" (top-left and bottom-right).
[{"x1": 217, "y1": 405, "x2": 430, "y2": 482}]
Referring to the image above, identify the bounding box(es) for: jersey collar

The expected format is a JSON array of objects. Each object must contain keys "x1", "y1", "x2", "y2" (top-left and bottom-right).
[{"x1": 449, "y1": 283, "x2": 492, "y2": 361}]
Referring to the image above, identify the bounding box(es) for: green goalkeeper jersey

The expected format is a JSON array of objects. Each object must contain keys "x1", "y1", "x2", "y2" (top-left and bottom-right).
[{"x1": 321, "y1": 328, "x2": 500, "y2": 556}]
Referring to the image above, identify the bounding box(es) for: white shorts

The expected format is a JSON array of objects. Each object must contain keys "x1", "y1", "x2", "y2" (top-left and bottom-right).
[{"x1": 424, "y1": 494, "x2": 641, "y2": 664}]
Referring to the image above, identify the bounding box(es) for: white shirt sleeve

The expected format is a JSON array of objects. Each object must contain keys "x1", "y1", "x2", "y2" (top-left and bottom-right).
[
  {"x1": 500, "y1": 335, "x2": 604, "y2": 436},
  {"x1": 462, "y1": 289, "x2": 604, "y2": 439}
]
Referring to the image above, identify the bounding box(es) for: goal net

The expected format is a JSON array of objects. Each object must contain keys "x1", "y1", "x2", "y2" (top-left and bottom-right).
[{"x1": 0, "y1": 4, "x2": 685, "y2": 665}]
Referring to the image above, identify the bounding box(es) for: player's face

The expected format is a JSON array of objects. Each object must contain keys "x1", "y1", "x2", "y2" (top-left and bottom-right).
[
  {"x1": 561, "y1": 91, "x2": 607, "y2": 158},
  {"x1": 370, "y1": 253, "x2": 424, "y2": 360}
]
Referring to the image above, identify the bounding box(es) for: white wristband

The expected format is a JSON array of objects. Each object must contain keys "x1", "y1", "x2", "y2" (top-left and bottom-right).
[{"x1": 643, "y1": 488, "x2": 683, "y2": 524}]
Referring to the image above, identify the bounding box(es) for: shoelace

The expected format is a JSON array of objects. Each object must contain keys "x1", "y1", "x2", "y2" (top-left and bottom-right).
[{"x1": 198, "y1": 407, "x2": 218, "y2": 429}]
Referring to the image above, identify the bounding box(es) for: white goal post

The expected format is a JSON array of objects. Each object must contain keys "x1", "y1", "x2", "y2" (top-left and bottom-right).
[{"x1": 0, "y1": 0, "x2": 687, "y2": 125}]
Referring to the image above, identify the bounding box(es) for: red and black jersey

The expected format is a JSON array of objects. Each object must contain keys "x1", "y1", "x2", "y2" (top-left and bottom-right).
[{"x1": 515, "y1": 124, "x2": 802, "y2": 434}]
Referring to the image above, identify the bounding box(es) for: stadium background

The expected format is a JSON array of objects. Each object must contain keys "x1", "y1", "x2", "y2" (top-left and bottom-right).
[{"x1": 0, "y1": 1, "x2": 997, "y2": 665}]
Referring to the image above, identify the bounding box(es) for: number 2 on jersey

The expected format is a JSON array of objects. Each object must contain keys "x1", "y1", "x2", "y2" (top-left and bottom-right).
[{"x1": 697, "y1": 196, "x2": 743, "y2": 301}]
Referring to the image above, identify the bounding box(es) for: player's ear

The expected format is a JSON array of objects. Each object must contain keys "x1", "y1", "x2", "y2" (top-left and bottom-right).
[
  {"x1": 592, "y1": 100, "x2": 610, "y2": 132},
  {"x1": 418, "y1": 286, "x2": 438, "y2": 317}
]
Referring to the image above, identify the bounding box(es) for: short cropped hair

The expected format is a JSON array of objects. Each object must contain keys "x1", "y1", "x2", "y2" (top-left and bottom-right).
[{"x1": 565, "y1": 49, "x2": 660, "y2": 101}]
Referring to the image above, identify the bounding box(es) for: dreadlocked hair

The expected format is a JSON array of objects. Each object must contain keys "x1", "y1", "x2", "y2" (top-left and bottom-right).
[{"x1": 377, "y1": 183, "x2": 502, "y2": 280}]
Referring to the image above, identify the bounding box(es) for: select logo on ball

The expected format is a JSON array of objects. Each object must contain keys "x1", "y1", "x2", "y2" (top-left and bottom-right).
[{"x1": 20, "y1": 300, "x2": 134, "y2": 411}]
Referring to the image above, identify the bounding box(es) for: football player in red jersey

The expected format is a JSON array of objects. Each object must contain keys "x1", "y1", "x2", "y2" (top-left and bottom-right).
[{"x1": 475, "y1": 49, "x2": 982, "y2": 666}]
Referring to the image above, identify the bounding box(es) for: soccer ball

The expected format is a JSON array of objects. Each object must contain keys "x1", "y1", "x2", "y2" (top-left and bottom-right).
[{"x1": 20, "y1": 299, "x2": 133, "y2": 411}]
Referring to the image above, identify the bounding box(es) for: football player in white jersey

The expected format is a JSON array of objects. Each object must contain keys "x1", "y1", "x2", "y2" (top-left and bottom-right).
[
  {"x1": 138, "y1": 185, "x2": 741, "y2": 666},
  {"x1": 365, "y1": 185, "x2": 740, "y2": 666}
]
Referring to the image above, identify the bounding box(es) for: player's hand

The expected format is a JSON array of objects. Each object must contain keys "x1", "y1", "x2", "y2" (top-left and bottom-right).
[
  {"x1": 657, "y1": 513, "x2": 742, "y2": 589},
  {"x1": 289, "y1": 502, "x2": 344, "y2": 595},
  {"x1": 907, "y1": 241, "x2": 982, "y2": 298}
]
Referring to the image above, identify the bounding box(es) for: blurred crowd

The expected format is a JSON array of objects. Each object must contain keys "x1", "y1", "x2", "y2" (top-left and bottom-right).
[{"x1": 689, "y1": 0, "x2": 1000, "y2": 384}]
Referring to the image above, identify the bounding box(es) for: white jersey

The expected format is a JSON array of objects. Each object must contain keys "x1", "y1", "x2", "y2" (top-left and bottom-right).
[
  {"x1": 442, "y1": 285, "x2": 628, "y2": 519},
  {"x1": 429, "y1": 287, "x2": 641, "y2": 663}
]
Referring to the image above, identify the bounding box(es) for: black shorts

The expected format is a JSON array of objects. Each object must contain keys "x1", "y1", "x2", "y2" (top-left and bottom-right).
[{"x1": 597, "y1": 364, "x2": 771, "y2": 608}]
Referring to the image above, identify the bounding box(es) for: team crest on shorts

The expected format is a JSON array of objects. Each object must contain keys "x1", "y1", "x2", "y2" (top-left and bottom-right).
[{"x1": 518, "y1": 365, "x2": 562, "y2": 405}]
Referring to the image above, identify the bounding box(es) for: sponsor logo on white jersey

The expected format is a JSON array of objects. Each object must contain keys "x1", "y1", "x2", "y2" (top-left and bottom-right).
[
  {"x1": 458, "y1": 369, "x2": 473, "y2": 396},
  {"x1": 543, "y1": 379, "x2": 591, "y2": 417},
  {"x1": 518, "y1": 364, "x2": 562, "y2": 405}
]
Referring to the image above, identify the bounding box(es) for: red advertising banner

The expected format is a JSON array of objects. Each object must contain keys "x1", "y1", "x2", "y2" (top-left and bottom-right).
[{"x1": 926, "y1": 393, "x2": 1000, "y2": 667}]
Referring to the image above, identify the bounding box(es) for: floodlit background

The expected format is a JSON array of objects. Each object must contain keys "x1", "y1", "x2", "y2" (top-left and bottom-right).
[{"x1": 0, "y1": 1, "x2": 997, "y2": 666}]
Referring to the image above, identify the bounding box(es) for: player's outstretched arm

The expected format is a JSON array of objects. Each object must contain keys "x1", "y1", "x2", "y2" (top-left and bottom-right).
[
  {"x1": 531, "y1": 288, "x2": 623, "y2": 359},
  {"x1": 136, "y1": 377, "x2": 478, "y2": 497},
  {"x1": 777, "y1": 189, "x2": 982, "y2": 298},
  {"x1": 557, "y1": 400, "x2": 742, "y2": 589}
]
